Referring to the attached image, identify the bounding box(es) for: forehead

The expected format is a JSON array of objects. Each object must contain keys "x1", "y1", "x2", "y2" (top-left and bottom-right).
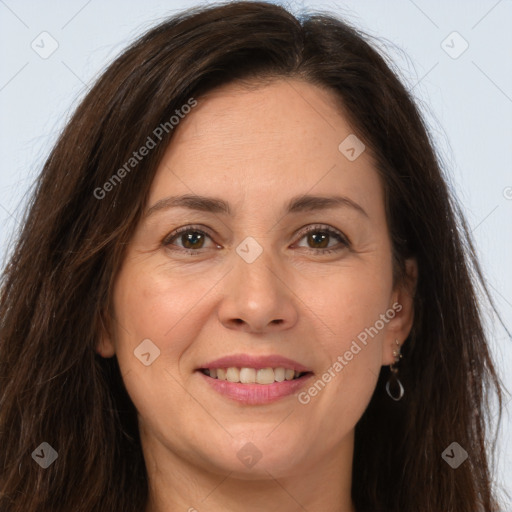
[
  {"x1": 148, "y1": 79, "x2": 383, "y2": 217},
  {"x1": 167, "y1": 79, "x2": 351, "y2": 163}
]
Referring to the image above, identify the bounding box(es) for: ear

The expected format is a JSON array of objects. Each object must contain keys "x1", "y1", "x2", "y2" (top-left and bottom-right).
[
  {"x1": 95, "y1": 309, "x2": 116, "y2": 358},
  {"x1": 381, "y1": 257, "x2": 418, "y2": 366}
]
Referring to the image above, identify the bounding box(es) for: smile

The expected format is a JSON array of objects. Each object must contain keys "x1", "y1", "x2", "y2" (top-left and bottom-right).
[{"x1": 200, "y1": 367, "x2": 310, "y2": 384}]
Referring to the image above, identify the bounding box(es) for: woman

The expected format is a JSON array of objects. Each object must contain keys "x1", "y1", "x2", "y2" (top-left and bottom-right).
[{"x1": 0, "y1": 2, "x2": 508, "y2": 511}]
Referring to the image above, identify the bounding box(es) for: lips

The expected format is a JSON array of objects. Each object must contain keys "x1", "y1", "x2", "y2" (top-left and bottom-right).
[
  {"x1": 197, "y1": 369, "x2": 314, "y2": 404},
  {"x1": 197, "y1": 354, "x2": 312, "y2": 373},
  {"x1": 195, "y1": 354, "x2": 314, "y2": 403}
]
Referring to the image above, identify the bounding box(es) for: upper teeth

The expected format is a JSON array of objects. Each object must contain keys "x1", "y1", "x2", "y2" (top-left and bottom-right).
[{"x1": 204, "y1": 367, "x2": 302, "y2": 384}]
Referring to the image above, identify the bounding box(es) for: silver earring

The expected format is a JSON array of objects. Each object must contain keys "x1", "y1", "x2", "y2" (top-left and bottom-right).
[{"x1": 385, "y1": 338, "x2": 404, "y2": 401}]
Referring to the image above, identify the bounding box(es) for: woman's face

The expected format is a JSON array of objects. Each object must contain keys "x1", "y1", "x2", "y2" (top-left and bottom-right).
[{"x1": 99, "y1": 78, "x2": 416, "y2": 478}]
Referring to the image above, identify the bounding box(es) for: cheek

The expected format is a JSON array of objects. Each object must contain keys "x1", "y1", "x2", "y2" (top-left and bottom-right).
[
  {"x1": 316, "y1": 260, "x2": 392, "y2": 343},
  {"x1": 303, "y1": 295, "x2": 386, "y2": 438},
  {"x1": 112, "y1": 261, "x2": 213, "y2": 357},
  {"x1": 110, "y1": 257, "x2": 231, "y2": 422},
  {"x1": 306, "y1": 263, "x2": 391, "y2": 410},
  {"x1": 110, "y1": 264, "x2": 207, "y2": 437}
]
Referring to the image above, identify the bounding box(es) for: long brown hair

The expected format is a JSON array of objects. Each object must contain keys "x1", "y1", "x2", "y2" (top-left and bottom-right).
[{"x1": 0, "y1": 2, "x2": 509, "y2": 511}]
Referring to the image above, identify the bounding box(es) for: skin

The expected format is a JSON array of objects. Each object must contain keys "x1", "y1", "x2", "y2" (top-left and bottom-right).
[{"x1": 97, "y1": 78, "x2": 417, "y2": 512}]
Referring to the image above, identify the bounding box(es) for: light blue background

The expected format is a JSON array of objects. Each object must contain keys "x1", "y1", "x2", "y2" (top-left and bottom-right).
[{"x1": 1, "y1": 0, "x2": 511, "y2": 506}]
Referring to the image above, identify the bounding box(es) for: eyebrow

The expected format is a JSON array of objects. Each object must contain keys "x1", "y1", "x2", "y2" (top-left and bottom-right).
[{"x1": 144, "y1": 193, "x2": 369, "y2": 219}]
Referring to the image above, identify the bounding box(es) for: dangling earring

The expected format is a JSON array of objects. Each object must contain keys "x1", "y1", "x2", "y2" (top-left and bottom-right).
[{"x1": 385, "y1": 338, "x2": 404, "y2": 401}]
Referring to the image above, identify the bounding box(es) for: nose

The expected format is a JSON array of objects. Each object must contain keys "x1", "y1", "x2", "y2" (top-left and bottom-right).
[{"x1": 217, "y1": 248, "x2": 299, "y2": 334}]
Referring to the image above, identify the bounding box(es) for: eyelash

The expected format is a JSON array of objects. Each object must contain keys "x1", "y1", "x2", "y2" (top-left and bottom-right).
[{"x1": 162, "y1": 224, "x2": 350, "y2": 256}]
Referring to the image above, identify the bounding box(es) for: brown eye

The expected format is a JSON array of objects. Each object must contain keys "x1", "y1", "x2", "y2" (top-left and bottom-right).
[
  {"x1": 295, "y1": 225, "x2": 350, "y2": 254},
  {"x1": 306, "y1": 231, "x2": 330, "y2": 249},
  {"x1": 179, "y1": 231, "x2": 206, "y2": 249},
  {"x1": 163, "y1": 226, "x2": 217, "y2": 253}
]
